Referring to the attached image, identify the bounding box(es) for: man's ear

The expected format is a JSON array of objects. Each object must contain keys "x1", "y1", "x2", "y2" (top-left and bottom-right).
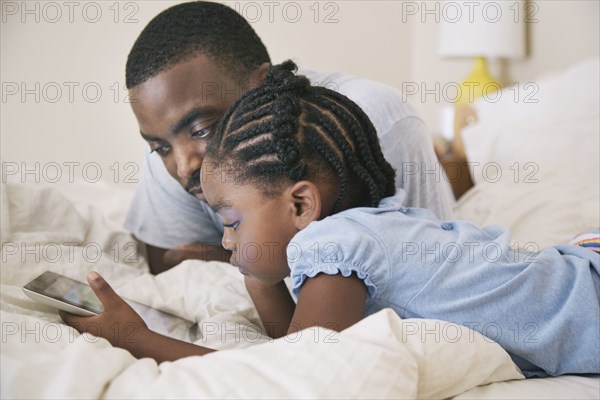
[
  {"x1": 245, "y1": 62, "x2": 271, "y2": 90},
  {"x1": 288, "y1": 181, "x2": 322, "y2": 230}
]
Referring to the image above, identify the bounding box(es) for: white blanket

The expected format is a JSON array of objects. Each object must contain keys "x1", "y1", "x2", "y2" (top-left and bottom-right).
[{"x1": 0, "y1": 181, "x2": 525, "y2": 398}]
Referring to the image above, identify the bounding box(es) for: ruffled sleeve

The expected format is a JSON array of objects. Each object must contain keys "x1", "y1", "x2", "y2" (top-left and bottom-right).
[{"x1": 286, "y1": 215, "x2": 391, "y2": 299}]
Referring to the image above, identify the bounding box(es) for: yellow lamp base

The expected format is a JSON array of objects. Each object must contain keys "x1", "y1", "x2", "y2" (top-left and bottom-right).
[
  {"x1": 451, "y1": 57, "x2": 502, "y2": 160},
  {"x1": 456, "y1": 57, "x2": 501, "y2": 105}
]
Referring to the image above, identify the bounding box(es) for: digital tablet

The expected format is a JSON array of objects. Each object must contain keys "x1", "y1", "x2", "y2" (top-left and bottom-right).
[{"x1": 23, "y1": 271, "x2": 201, "y2": 342}]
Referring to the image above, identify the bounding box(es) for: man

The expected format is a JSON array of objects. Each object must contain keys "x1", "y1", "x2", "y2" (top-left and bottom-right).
[{"x1": 124, "y1": 1, "x2": 454, "y2": 274}]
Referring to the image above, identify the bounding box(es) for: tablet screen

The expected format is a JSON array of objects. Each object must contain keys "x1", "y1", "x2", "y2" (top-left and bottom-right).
[
  {"x1": 44, "y1": 277, "x2": 104, "y2": 314},
  {"x1": 25, "y1": 271, "x2": 201, "y2": 342}
]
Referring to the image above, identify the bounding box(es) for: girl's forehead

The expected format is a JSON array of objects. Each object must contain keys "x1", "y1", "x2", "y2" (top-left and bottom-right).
[
  {"x1": 200, "y1": 165, "x2": 258, "y2": 203},
  {"x1": 200, "y1": 159, "x2": 224, "y2": 183},
  {"x1": 200, "y1": 161, "x2": 225, "y2": 199}
]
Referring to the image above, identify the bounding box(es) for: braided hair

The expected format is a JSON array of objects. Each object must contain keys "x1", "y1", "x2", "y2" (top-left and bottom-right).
[{"x1": 206, "y1": 60, "x2": 396, "y2": 213}]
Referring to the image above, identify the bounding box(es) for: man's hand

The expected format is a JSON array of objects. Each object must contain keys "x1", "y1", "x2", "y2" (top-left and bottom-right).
[
  {"x1": 59, "y1": 272, "x2": 149, "y2": 350},
  {"x1": 146, "y1": 243, "x2": 231, "y2": 275}
]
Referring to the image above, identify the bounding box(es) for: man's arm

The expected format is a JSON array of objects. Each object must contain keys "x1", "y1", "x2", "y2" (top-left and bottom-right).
[
  {"x1": 145, "y1": 242, "x2": 231, "y2": 275},
  {"x1": 145, "y1": 244, "x2": 170, "y2": 274}
]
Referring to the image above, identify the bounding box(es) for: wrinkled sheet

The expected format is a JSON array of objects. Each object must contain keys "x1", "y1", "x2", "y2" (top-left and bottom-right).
[{"x1": 0, "y1": 181, "x2": 527, "y2": 398}]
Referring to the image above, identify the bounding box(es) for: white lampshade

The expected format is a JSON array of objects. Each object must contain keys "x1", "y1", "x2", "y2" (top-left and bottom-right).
[{"x1": 439, "y1": 0, "x2": 526, "y2": 59}]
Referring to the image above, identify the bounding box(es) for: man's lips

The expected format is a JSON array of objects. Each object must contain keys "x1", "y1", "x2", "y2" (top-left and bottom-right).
[{"x1": 188, "y1": 187, "x2": 205, "y2": 201}]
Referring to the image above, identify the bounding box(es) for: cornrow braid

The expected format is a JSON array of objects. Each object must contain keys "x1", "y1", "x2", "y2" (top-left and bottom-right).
[{"x1": 206, "y1": 60, "x2": 396, "y2": 213}]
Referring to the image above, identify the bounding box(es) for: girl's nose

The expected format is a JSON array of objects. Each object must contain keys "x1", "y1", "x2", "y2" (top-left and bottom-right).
[{"x1": 221, "y1": 234, "x2": 236, "y2": 253}]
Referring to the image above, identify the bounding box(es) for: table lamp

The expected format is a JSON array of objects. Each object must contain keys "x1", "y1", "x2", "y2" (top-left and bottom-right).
[{"x1": 438, "y1": 0, "x2": 526, "y2": 104}]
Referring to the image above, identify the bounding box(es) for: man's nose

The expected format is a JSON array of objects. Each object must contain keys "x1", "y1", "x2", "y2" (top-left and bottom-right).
[{"x1": 175, "y1": 142, "x2": 203, "y2": 180}]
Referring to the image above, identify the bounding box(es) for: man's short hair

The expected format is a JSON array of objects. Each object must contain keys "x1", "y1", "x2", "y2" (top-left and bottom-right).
[{"x1": 125, "y1": 1, "x2": 271, "y2": 88}]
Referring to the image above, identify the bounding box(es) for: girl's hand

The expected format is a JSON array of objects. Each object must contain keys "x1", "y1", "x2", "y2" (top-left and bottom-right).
[
  {"x1": 59, "y1": 272, "x2": 149, "y2": 349},
  {"x1": 61, "y1": 272, "x2": 216, "y2": 362}
]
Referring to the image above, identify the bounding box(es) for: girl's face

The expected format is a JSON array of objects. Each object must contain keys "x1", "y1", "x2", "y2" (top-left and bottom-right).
[{"x1": 200, "y1": 165, "x2": 300, "y2": 285}]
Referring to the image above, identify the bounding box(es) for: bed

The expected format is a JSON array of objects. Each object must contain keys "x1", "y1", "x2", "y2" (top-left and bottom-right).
[{"x1": 2, "y1": 59, "x2": 599, "y2": 399}]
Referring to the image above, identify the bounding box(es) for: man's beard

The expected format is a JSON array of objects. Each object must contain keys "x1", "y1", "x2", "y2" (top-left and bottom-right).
[{"x1": 185, "y1": 169, "x2": 202, "y2": 195}]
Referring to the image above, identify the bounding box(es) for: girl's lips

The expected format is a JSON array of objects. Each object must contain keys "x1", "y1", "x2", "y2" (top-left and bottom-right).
[{"x1": 230, "y1": 258, "x2": 249, "y2": 275}]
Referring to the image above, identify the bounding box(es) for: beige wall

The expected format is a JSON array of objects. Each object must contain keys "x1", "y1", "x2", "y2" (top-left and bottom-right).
[
  {"x1": 1, "y1": 1, "x2": 177, "y2": 185},
  {"x1": 1, "y1": 1, "x2": 598, "y2": 186},
  {"x1": 250, "y1": 1, "x2": 411, "y2": 87}
]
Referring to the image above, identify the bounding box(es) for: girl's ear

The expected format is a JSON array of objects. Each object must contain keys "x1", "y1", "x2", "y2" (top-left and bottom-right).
[{"x1": 288, "y1": 181, "x2": 322, "y2": 230}]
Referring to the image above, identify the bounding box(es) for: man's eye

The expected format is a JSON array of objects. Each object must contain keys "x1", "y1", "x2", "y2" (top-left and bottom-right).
[
  {"x1": 191, "y1": 126, "x2": 213, "y2": 139},
  {"x1": 150, "y1": 145, "x2": 171, "y2": 156},
  {"x1": 223, "y1": 221, "x2": 240, "y2": 230}
]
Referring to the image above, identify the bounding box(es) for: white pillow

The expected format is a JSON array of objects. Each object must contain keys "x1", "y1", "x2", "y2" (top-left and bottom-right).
[
  {"x1": 456, "y1": 57, "x2": 600, "y2": 246},
  {"x1": 462, "y1": 57, "x2": 599, "y2": 183},
  {"x1": 471, "y1": 57, "x2": 599, "y2": 129},
  {"x1": 461, "y1": 116, "x2": 599, "y2": 186},
  {"x1": 102, "y1": 309, "x2": 524, "y2": 399}
]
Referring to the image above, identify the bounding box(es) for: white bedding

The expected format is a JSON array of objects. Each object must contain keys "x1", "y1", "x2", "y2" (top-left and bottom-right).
[
  {"x1": 2, "y1": 180, "x2": 598, "y2": 399},
  {"x1": 1, "y1": 180, "x2": 528, "y2": 399}
]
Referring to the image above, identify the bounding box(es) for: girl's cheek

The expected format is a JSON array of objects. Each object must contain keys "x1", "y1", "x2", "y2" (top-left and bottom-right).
[{"x1": 243, "y1": 243, "x2": 261, "y2": 263}]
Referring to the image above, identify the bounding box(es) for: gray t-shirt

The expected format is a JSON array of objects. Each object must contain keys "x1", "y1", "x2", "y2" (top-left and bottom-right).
[{"x1": 125, "y1": 69, "x2": 455, "y2": 248}]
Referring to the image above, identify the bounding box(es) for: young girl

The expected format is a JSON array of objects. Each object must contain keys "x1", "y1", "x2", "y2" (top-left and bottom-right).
[{"x1": 62, "y1": 61, "x2": 600, "y2": 378}]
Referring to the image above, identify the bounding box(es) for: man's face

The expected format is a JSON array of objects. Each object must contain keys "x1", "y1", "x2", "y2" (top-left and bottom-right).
[{"x1": 129, "y1": 54, "x2": 251, "y2": 201}]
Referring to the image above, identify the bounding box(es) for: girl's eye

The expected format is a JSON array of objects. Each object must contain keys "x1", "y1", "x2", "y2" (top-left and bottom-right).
[{"x1": 223, "y1": 221, "x2": 240, "y2": 230}]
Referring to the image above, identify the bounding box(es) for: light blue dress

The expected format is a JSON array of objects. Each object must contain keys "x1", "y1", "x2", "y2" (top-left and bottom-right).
[{"x1": 287, "y1": 190, "x2": 600, "y2": 378}]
